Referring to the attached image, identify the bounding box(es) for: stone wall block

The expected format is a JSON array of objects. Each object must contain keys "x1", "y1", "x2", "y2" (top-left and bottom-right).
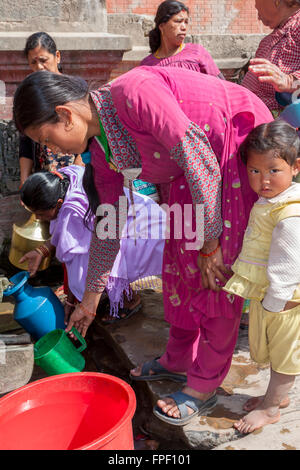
[{"x1": 0, "y1": 121, "x2": 20, "y2": 196}]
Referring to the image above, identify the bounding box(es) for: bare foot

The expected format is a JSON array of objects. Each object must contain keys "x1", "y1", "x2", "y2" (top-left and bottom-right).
[
  {"x1": 234, "y1": 408, "x2": 280, "y2": 434},
  {"x1": 156, "y1": 386, "x2": 215, "y2": 419},
  {"x1": 243, "y1": 395, "x2": 290, "y2": 412}
]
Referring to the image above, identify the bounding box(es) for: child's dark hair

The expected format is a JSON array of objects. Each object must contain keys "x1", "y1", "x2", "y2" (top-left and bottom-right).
[
  {"x1": 20, "y1": 172, "x2": 70, "y2": 211},
  {"x1": 240, "y1": 120, "x2": 300, "y2": 166},
  {"x1": 149, "y1": 1, "x2": 189, "y2": 53},
  {"x1": 24, "y1": 32, "x2": 63, "y2": 72},
  {"x1": 13, "y1": 71, "x2": 89, "y2": 134}
]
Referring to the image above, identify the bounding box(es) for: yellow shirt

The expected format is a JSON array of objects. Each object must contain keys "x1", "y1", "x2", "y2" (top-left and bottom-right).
[{"x1": 224, "y1": 195, "x2": 300, "y2": 302}]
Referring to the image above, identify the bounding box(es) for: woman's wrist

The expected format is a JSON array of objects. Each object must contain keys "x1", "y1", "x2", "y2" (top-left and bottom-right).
[
  {"x1": 200, "y1": 239, "x2": 219, "y2": 254},
  {"x1": 81, "y1": 290, "x2": 102, "y2": 314},
  {"x1": 79, "y1": 303, "x2": 96, "y2": 317},
  {"x1": 34, "y1": 244, "x2": 51, "y2": 258}
]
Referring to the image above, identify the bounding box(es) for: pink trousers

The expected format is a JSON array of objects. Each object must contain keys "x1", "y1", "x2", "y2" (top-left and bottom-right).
[{"x1": 159, "y1": 314, "x2": 241, "y2": 393}]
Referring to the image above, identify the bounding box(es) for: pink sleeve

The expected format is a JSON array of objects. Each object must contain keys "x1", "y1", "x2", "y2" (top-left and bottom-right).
[
  {"x1": 112, "y1": 71, "x2": 222, "y2": 240},
  {"x1": 195, "y1": 44, "x2": 221, "y2": 77}
]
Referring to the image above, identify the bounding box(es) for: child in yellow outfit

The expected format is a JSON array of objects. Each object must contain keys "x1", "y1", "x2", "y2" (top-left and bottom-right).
[{"x1": 224, "y1": 120, "x2": 300, "y2": 434}]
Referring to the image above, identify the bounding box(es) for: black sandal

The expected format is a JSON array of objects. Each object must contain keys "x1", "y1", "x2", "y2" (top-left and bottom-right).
[{"x1": 101, "y1": 302, "x2": 142, "y2": 325}]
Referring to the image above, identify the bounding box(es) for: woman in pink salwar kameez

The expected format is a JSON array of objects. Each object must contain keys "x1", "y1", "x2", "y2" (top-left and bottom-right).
[
  {"x1": 13, "y1": 66, "x2": 272, "y2": 425},
  {"x1": 141, "y1": 1, "x2": 223, "y2": 80}
]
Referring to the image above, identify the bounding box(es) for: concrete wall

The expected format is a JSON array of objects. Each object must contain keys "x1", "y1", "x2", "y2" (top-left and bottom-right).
[{"x1": 0, "y1": 0, "x2": 107, "y2": 32}]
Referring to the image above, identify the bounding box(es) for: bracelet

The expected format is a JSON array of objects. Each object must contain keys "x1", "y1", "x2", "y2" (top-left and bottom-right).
[
  {"x1": 199, "y1": 241, "x2": 220, "y2": 258},
  {"x1": 79, "y1": 303, "x2": 96, "y2": 317},
  {"x1": 35, "y1": 245, "x2": 50, "y2": 258},
  {"x1": 65, "y1": 300, "x2": 76, "y2": 308},
  {"x1": 34, "y1": 247, "x2": 44, "y2": 257}
]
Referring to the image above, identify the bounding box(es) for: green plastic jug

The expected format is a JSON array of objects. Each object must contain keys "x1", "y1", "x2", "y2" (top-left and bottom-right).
[{"x1": 34, "y1": 328, "x2": 86, "y2": 376}]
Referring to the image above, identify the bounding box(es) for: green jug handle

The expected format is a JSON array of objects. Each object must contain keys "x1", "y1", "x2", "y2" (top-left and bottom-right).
[{"x1": 67, "y1": 327, "x2": 87, "y2": 353}]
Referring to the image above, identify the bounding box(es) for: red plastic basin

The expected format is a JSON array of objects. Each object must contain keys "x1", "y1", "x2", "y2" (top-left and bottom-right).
[{"x1": 0, "y1": 372, "x2": 136, "y2": 450}]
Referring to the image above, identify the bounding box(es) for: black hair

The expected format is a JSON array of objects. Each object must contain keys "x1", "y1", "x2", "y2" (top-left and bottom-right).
[
  {"x1": 24, "y1": 32, "x2": 63, "y2": 72},
  {"x1": 13, "y1": 70, "x2": 89, "y2": 134},
  {"x1": 285, "y1": 0, "x2": 300, "y2": 6},
  {"x1": 82, "y1": 160, "x2": 100, "y2": 227},
  {"x1": 20, "y1": 172, "x2": 70, "y2": 212},
  {"x1": 240, "y1": 120, "x2": 300, "y2": 166},
  {"x1": 149, "y1": 1, "x2": 189, "y2": 53}
]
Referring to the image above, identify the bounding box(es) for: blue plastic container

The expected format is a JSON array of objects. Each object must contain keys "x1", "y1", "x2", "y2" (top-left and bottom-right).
[
  {"x1": 280, "y1": 99, "x2": 300, "y2": 128},
  {"x1": 3, "y1": 271, "x2": 65, "y2": 340}
]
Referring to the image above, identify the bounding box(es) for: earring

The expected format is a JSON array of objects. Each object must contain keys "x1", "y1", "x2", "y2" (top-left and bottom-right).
[{"x1": 275, "y1": 0, "x2": 280, "y2": 7}]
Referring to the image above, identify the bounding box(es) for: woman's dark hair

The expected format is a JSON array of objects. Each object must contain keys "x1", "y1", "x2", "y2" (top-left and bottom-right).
[
  {"x1": 20, "y1": 172, "x2": 70, "y2": 212},
  {"x1": 149, "y1": 1, "x2": 189, "y2": 53},
  {"x1": 284, "y1": 1, "x2": 300, "y2": 6},
  {"x1": 13, "y1": 70, "x2": 89, "y2": 134},
  {"x1": 240, "y1": 120, "x2": 300, "y2": 166},
  {"x1": 24, "y1": 32, "x2": 63, "y2": 72},
  {"x1": 82, "y1": 160, "x2": 100, "y2": 227}
]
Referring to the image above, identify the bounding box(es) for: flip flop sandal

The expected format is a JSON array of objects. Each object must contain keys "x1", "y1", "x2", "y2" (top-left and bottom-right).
[
  {"x1": 130, "y1": 357, "x2": 187, "y2": 383},
  {"x1": 153, "y1": 391, "x2": 218, "y2": 426},
  {"x1": 101, "y1": 302, "x2": 142, "y2": 325}
]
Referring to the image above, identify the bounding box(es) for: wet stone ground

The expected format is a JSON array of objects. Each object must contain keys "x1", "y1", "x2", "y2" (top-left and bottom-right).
[{"x1": 1, "y1": 259, "x2": 300, "y2": 450}]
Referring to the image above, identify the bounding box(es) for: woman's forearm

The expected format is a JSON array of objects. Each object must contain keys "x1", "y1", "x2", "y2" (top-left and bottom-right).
[{"x1": 81, "y1": 290, "x2": 102, "y2": 314}]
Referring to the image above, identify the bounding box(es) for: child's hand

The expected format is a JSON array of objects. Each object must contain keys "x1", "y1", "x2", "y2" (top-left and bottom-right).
[{"x1": 19, "y1": 250, "x2": 43, "y2": 276}]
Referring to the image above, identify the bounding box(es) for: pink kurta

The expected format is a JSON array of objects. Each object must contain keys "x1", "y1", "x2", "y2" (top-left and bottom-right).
[
  {"x1": 88, "y1": 67, "x2": 273, "y2": 331},
  {"x1": 141, "y1": 43, "x2": 221, "y2": 77}
]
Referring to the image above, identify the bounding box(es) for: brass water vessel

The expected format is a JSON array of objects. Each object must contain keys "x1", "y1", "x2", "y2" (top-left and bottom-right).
[{"x1": 9, "y1": 214, "x2": 52, "y2": 271}]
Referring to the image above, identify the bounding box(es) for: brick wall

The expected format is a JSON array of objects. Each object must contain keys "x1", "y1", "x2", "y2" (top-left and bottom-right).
[
  {"x1": 0, "y1": 50, "x2": 125, "y2": 121},
  {"x1": 106, "y1": 0, "x2": 269, "y2": 35}
]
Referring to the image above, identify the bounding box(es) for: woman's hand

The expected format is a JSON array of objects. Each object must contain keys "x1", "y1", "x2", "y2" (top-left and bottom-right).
[
  {"x1": 19, "y1": 250, "x2": 43, "y2": 276},
  {"x1": 64, "y1": 289, "x2": 76, "y2": 325},
  {"x1": 64, "y1": 302, "x2": 74, "y2": 325},
  {"x1": 197, "y1": 239, "x2": 231, "y2": 291},
  {"x1": 248, "y1": 58, "x2": 296, "y2": 93},
  {"x1": 65, "y1": 291, "x2": 101, "y2": 338}
]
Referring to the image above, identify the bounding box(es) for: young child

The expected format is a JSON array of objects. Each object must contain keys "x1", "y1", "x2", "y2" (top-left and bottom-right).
[
  {"x1": 224, "y1": 120, "x2": 300, "y2": 434},
  {"x1": 19, "y1": 166, "x2": 165, "y2": 324}
]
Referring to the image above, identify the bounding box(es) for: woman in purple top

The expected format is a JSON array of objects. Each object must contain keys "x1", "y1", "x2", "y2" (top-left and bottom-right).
[
  {"x1": 141, "y1": 1, "x2": 223, "y2": 79},
  {"x1": 13, "y1": 67, "x2": 272, "y2": 426}
]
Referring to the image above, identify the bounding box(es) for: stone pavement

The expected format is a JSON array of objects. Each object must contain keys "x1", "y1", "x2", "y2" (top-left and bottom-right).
[
  {"x1": 1, "y1": 277, "x2": 300, "y2": 450},
  {"x1": 91, "y1": 280, "x2": 300, "y2": 450}
]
